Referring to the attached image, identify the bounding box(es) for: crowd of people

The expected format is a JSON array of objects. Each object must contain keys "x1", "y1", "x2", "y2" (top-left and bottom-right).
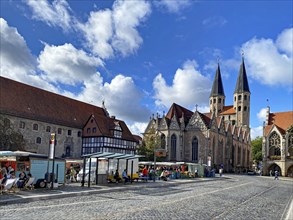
[{"x1": 0, "y1": 164, "x2": 34, "y2": 192}]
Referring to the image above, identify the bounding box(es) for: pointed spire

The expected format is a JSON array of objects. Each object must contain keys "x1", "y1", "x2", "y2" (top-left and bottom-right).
[
  {"x1": 210, "y1": 63, "x2": 225, "y2": 97},
  {"x1": 234, "y1": 57, "x2": 250, "y2": 93}
]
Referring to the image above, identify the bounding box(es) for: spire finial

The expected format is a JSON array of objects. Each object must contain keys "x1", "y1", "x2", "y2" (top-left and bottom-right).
[
  {"x1": 195, "y1": 104, "x2": 198, "y2": 111},
  {"x1": 241, "y1": 50, "x2": 245, "y2": 60},
  {"x1": 217, "y1": 56, "x2": 220, "y2": 65}
]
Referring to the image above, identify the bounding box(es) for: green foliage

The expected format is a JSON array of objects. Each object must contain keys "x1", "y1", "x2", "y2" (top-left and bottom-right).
[
  {"x1": 137, "y1": 126, "x2": 164, "y2": 162},
  {"x1": 251, "y1": 136, "x2": 262, "y2": 163},
  {"x1": 0, "y1": 115, "x2": 26, "y2": 151}
]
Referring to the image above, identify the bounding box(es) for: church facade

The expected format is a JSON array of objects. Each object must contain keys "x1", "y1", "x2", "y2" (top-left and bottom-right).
[
  {"x1": 262, "y1": 108, "x2": 293, "y2": 176},
  {"x1": 143, "y1": 59, "x2": 252, "y2": 173}
]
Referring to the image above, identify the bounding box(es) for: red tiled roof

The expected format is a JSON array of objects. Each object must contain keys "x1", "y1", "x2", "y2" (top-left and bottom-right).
[
  {"x1": 0, "y1": 76, "x2": 136, "y2": 141},
  {"x1": 165, "y1": 103, "x2": 193, "y2": 122},
  {"x1": 220, "y1": 105, "x2": 235, "y2": 115},
  {"x1": 264, "y1": 111, "x2": 293, "y2": 136}
]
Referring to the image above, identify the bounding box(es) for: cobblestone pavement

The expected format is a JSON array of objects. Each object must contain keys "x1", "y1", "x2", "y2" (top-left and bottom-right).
[{"x1": 0, "y1": 175, "x2": 292, "y2": 220}]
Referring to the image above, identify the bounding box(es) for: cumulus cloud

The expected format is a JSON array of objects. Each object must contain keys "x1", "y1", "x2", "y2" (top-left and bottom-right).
[
  {"x1": 0, "y1": 18, "x2": 35, "y2": 77},
  {"x1": 154, "y1": 0, "x2": 191, "y2": 13},
  {"x1": 26, "y1": 0, "x2": 72, "y2": 31},
  {"x1": 0, "y1": 18, "x2": 58, "y2": 92},
  {"x1": 257, "y1": 108, "x2": 267, "y2": 123},
  {"x1": 251, "y1": 126, "x2": 263, "y2": 140},
  {"x1": 79, "y1": 0, "x2": 151, "y2": 59},
  {"x1": 78, "y1": 10, "x2": 114, "y2": 59},
  {"x1": 129, "y1": 122, "x2": 148, "y2": 136},
  {"x1": 38, "y1": 43, "x2": 103, "y2": 85},
  {"x1": 153, "y1": 60, "x2": 211, "y2": 108},
  {"x1": 241, "y1": 27, "x2": 293, "y2": 87}
]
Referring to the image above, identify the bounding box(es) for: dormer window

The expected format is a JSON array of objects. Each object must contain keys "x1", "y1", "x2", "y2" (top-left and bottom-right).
[{"x1": 114, "y1": 122, "x2": 122, "y2": 138}]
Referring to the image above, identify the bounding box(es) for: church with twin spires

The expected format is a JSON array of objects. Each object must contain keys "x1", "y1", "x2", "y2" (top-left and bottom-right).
[{"x1": 143, "y1": 58, "x2": 252, "y2": 172}]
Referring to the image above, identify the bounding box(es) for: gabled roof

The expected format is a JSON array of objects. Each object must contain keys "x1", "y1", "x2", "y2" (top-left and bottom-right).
[
  {"x1": 220, "y1": 105, "x2": 236, "y2": 115},
  {"x1": 210, "y1": 63, "x2": 225, "y2": 97},
  {"x1": 234, "y1": 58, "x2": 250, "y2": 93},
  {"x1": 264, "y1": 111, "x2": 293, "y2": 136},
  {"x1": 165, "y1": 103, "x2": 193, "y2": 123},
  {"x1": 198, "y1": 112, "x2": 211, "y2": 128},
  {"x1": 0, "y1": 76, "x2": 136, "y2": 141}
]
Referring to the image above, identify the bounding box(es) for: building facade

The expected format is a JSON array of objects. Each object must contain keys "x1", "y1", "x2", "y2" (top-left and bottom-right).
[
  {"x1": 143, "y1": 59, "x2": 252, "y2": 172},
  {"x1": 0, "y1": 77, "x2": 138, "y2": 158},
  {"x1": 262, "y1": 108, "x2": 293, "y2": 176}
]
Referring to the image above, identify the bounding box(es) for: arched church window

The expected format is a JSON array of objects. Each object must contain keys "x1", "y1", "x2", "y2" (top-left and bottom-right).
[
  {"x1": 36, "y1": 137, "x2": 41, "y2": 144},
  {"x1": 192, "y1": 137, "x2": 198, "y2": 162},
  {"x1": 234, "y1": 96, "x2": 236, "y2": 101},
  {"x1": 171, "y1": 134, "x2": 177, "y2": 160},
  {"x1": 213, "y1": 98, "x2": 216, "y2": 103},
  {"x1": 244, "y1": 95, "x2": 247, "y2": 100},
  {"x1": 33, "y1": 123, "x2": 38, "y2": 131},
  {"x1": 288, "y1": 133, "x2": 293, "y2": 156},
  {"x1": 238, "y1": 106, "x2": 241, "y2": 111},
  {"x1": 238, "y1": 95, "x2": 242, "y2": 100},
  {"x1": 244, "y1": 106, "x2": 247, "y2": 111},
  {"x1": 269, "y1": 131, "x2": 281, "y2": 156},
  {"x1": 161, "y1": 134, "x2": 166, "y2": 149},
  {"x1": 237, "y1": 146, "x2": 241, "y2": 165},
  {"x1": 219, "y1": 98, "x2": 221, "y2": 103}
]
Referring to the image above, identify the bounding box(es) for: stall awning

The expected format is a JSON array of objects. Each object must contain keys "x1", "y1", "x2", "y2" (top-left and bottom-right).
[{"x1": 82, "y1": 152, "x2": 144, "y2": 160}]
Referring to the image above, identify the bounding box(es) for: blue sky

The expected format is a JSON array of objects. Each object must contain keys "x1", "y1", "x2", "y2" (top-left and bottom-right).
[{"x1": 1, "y1": 0, "x2": 292, "y2": 139}]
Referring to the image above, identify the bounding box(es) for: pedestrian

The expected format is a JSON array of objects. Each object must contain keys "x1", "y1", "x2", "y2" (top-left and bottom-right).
[
  {"x1": 219, "y1": 168, "x2": 223, "y2": 177},
  {"x1": 114, "y1": 169, "x2": 120, "y2": 183},
  {"x1": 69, "y1": 167, "x2": 76, "y2": 182},
  {"x1": 122, "y1": 169, "x2": 129, "y2": 184},
  {"x1": 270, "y1": 170, "x2": 273, "y2": 177},
  {"x1": 274, "y1": 171, "x2": 279, "y2": 180}
]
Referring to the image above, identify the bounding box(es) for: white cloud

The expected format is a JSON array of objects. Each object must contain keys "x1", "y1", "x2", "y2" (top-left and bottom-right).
[
  {"x1": 80, "y1": 0, "x2": 151, "y2": 59},
  {"x1": 38, "y1": 43, "x2": 103, "y2": 85},
  {"x1": 154, "y1": 0, "x2": 191, "y2": 13},
  {"x1": 0, "y1": 18, "x2": 59, "y2": 92},
  {"x1": 276, "y1": 28, "x2": 293, "y2": 56},
  {"x1": 202, "y1": 16, "x2": 227, "y2": 28},
  {"x1": 103, "y1": 75, "x2": 151, "y2": 122},
  {"x1": 251, "y1": 126, "x2": 263, "y2": 140},
  {"x1": 153, "y1": 60, "x2": 211, "y2": 108},
  {"x1": 26, "y1": 0, "x2": 72, "y2": 31},
  {"x1": 129, "y1": 122, "x2": 148, "y2": 136},
  {"x1": 0, "y1": 18, "x2": 35, "y2": 77},
  {"x1": 78, "y1": 10, "x2": 114, "y2": 59},
  {"x1": 241, "y1": 28, "x2": 293, "y2": 87},
  {"x1": 257, "y1": 108, "x2": 267, "y2": 123}
]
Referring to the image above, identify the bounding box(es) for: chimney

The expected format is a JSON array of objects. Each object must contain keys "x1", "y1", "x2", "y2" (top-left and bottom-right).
[{"x1": 111, "y1": 116, "x2": 116, "y2": 119}]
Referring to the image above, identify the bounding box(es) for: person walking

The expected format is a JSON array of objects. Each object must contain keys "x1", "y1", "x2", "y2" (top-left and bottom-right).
[{"x1": 274, "y1": 170, "x2": 279, "y2": 180}]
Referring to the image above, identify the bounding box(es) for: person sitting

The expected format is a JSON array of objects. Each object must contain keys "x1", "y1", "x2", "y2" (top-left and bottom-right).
[
  {"x1": 160, "y1": 170, "x2": 168, "y2": 181},
  {"x1": 0, "y1": 174, "x2": 8, "y2": 192},
  {"x1": 114, "y1": 169, "x2": 120, "y2": 183},
  {"x1": 122, "y1": 169, "x2": 129, "y2": 184},
  {"x1": 17, "y1": 171, "x2": 27, "y2": 189}
]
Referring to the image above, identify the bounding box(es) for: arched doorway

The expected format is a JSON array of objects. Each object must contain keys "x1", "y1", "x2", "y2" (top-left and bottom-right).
[
  {"x1": 287, "y1": 165, "x2": 293, "y2": 177},
  {"x1": 268, "y1": 164, "x2": 282, "y2": 176}
]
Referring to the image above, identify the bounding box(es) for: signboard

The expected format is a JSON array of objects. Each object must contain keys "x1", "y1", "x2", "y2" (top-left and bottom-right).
[{"x1": 155, "y1": 149, "x2": 167, "y2": 157}]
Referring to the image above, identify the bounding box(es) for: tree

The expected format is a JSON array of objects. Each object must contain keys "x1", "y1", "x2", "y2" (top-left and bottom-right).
[
  {"x1": 137, "y1": 127, "x2": 164, "y2": 162},
  {"x1": 251, "y1": 136, "x2": 262, "y2": 164},
  {"x1": 0, "y1": 115, "x2": 26, "y2": 151}
]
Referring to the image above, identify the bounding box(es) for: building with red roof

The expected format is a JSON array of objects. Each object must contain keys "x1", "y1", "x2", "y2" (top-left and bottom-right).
[
  {"x1": 143, "y1": 59, "x2": 252, "y2": 173},
  {"x1": 0, "y1": 76, "x2": 138, "y2": 158},
  {"x1": 262, "y1": 107, "x2": 293, "y2": 176}
]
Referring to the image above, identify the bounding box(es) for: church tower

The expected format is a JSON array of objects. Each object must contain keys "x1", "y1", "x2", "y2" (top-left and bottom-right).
[
  {"x1": 210, "y1": 63, "x2": 225, "y2": 117},
  {"x1": 233, "y1": 57, "x2": 250, "y2": 127}
]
